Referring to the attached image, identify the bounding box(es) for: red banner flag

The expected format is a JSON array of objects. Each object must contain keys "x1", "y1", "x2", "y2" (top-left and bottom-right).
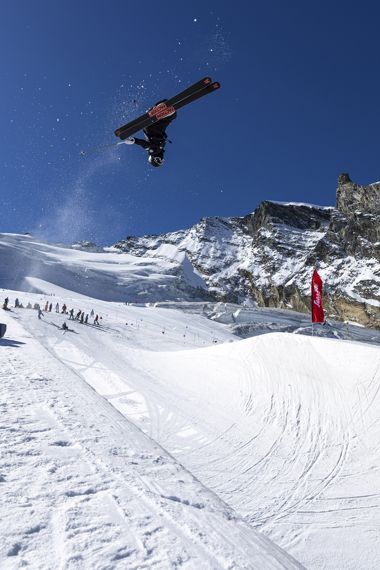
[{"x1": 311, "y1": 269, "x2": 324, "y2": 323}]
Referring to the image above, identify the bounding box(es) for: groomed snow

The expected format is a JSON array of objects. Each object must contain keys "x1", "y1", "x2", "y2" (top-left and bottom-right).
[
  {"x1": 1, "y1": 234, "x2": 380, "y2": 569},
  {"x1": 0, "y1": 307, "x2": 303, "y2": 569}
]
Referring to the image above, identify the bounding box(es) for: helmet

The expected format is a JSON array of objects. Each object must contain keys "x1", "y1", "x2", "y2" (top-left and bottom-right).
[{"x1": 148, "y1": 154, "x2": 164, "y2": 168}]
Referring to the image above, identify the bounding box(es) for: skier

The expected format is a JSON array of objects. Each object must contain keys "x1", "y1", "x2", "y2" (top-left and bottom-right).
[
  {"x1": 94, "y1": 314, "x2": 99, "y2": 326},
  {"x1": 61, "y1": 322, "x2": 69, "y2": 331},
  {"x1": 123, "y1": 103, "x2": 177, "y2": 168},
  {"x1": 115, "y1": 77, "x2": 220, "y2": 168},
  {"x1": 38, "y1": 309, "x2": 44, "y2": 320}
]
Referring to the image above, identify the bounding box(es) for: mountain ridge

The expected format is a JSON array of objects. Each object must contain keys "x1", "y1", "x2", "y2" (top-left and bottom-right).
[
  {"x1": 1, "y1": 174, "x2": 378, "y2": 328},
  {"x1": 113, "y1": 174, "x2": 379, "y2": 328}
]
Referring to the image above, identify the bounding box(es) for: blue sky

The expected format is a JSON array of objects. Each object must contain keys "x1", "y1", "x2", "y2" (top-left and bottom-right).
[{"x1": 1, "y1": 0, "x2": 379, "y2": 244}]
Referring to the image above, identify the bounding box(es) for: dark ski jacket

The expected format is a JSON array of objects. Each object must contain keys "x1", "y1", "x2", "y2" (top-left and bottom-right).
[{"x1": 133, "y1": 100, "x2": 177, "y2": 161}]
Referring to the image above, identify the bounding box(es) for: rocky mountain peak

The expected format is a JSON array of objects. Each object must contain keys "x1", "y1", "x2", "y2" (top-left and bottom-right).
[
  {"x1": 244, "y1": 201, "x2": 331, "y2": 237},
  {"x1": 336, "y1": 172, "x2": 380, "y2": 215},
  {"x1": 329, "y1": 174, "x2": 380, "y2": 263}
]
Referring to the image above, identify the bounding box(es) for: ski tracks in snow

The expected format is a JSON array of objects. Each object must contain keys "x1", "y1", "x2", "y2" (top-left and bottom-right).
[
  {"x1": 111, "y1": 334, "x2": 380, "y2": 569},
  {"x1": 6, "y1": 302, "x2": 380, "y2": 569},
  {"x1": 1, "y1": 313, "x2": 304, "y2": 569},
  {"x1": 0, "y1": 357, "x2": 154, "y2": 569}
]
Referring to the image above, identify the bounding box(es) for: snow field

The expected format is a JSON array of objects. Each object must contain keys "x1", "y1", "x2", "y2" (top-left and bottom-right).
[
  {"x1": 2, "y1": 288, "x2": 379, "y2": 568},
  {"x1": 0, "y1": 231, "x2": 379, "y2": 569},
  {"x1": 0, "y1": 302, "x2": 303, "y2": 569}
]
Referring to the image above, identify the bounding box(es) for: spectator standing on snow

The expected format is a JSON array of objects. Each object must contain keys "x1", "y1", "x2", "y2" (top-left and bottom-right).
[
  {"x1": 61, "y1": 304, "x2": 67, "y2": 314},
  {"x1": 84, "y1": 314, "x2": 88, "y2": 324},
  {"x1": 94, "y1": 314, "x2": 99, "y2": 325},
  {"x1": 90, "y1": 309, "x2": 94, "y2": 317},
  {"x1": 69, "y1": 308, "x2": 74, "y2": 320},
  {"x1": 44, "y1": 301, "x2": 49, "y2": 312},
  {"x1": 38, "y1": 309, "x2": 44, "y2": 320},
  {"x1": 55, "y1": 303, "x2": 60, "y2": 313},
  {"x1": 15, "y1": 298, "x2": 20, "y2": 308},
  {"x1": 76, "y1": 310, "x2": 82, "y2": 320},
  {"x1": 80, "y1": 313, "x2": 84, "y2": 324},
  {"x1": 49, "y1": 303, "x2": 52, "y2": 312},
  {"x1": 2, "y1": 298, "x2": 9, "y2": 310}
]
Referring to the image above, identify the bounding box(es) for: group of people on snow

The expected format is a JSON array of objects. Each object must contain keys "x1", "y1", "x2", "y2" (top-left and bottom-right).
[{"x1": 4, "y1": 296, "x2": 102, "y2": 328}]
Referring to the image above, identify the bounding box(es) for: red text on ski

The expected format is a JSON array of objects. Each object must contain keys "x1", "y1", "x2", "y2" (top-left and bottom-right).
[{"x1": 148, "y1": 102, "x2": 176, "y2": 120}]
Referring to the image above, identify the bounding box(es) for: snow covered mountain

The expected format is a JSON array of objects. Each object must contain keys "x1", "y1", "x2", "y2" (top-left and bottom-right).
[
  {"x1": 1, "y1": 231, "x2": 379, "y2": 345},
  {"x1": 2, "y1": 173, "x2": 378, "y2": 328},
  {"x1": 114, "y1": 174, "x2": 380, "y2": 328}
]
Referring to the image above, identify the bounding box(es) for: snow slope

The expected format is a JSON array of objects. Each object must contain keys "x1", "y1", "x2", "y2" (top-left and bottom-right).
[
  {"x1": 1, "y1": 233, "x2": 380, "y2": 569},
  {"x1": 0, "y1": 308, "x2": 302, "y2": 570},
  {"x1": 0, "y1": 233, "x2": 208, "y2": 303}
]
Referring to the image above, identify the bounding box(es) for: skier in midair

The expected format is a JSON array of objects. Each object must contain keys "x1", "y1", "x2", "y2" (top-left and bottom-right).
[
  {"x1": 115, "y1": 78, "x2": 220, "y2": 168},
  {"x1": 123, "y1": 102, "x2": 177, "y2": 168}
]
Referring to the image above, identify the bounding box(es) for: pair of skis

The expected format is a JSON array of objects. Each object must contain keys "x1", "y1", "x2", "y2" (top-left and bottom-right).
[{"x1": 114, "y1": 77, "x2": 220, "y2": 141}]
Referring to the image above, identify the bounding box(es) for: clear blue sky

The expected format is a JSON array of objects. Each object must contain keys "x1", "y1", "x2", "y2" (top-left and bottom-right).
[{"x1": 1, "y1": 0, "x2": 379, "y2": 244}]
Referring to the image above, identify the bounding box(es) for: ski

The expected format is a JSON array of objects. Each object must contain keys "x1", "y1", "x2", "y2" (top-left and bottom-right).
[
  {"x1": 115, "y1": 81, "x2": 220, "y2": 141},
  {"x1": 114, "y1": 77, "x2": 215, "y2": 139},
  {"x1": 171, "y1": 81, "x2": 220, "y2": 112},
  {"x1": 165, "y1": 76, "x2": 213, "y2": 107},
  {"x1": 115, "y1": 77, "x2": 212, "y2": 138}
]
